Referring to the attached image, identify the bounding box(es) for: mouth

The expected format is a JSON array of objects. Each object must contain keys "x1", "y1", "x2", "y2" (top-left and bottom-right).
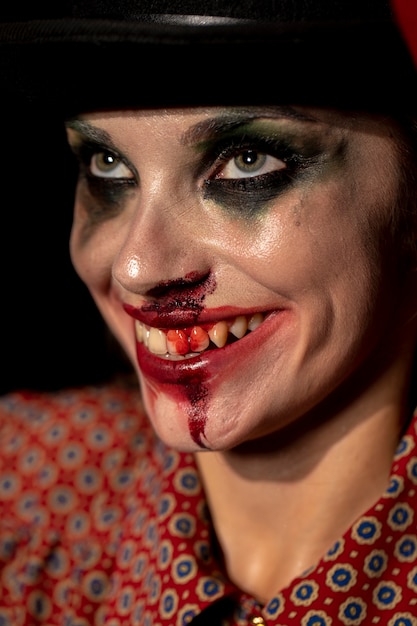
[{"x1": 134, "y1": 312, "x2": 268, "y2": 360}]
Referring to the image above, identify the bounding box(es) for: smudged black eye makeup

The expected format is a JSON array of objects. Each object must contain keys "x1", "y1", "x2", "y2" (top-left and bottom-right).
[
  {"x1": 199, "y1": 125, "x2": 326, "y2": 217},
  {"x1": 66, "y1": 112, "x2": 335, "y2": 222},
  {"x1": 66, "y1": 129, "x2": 137, "y2": 219},
  {"x1": 216, "y1": 149, "x2": 285, "y2": 178}
]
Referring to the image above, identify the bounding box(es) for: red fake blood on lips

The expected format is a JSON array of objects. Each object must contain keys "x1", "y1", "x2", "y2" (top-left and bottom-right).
[{"x1": 141, "y1": 271, "x2": 216, "y2": 448}]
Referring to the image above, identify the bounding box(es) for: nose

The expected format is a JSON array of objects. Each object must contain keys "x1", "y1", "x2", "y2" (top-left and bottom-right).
[{"x1": 112, "y1": 186, "x2": 211, "y2": 300}]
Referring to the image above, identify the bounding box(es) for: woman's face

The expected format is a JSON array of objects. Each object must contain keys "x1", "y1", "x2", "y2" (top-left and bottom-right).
[{"x1": 67, "y1": 106, "x2": 414, "y2": 451}]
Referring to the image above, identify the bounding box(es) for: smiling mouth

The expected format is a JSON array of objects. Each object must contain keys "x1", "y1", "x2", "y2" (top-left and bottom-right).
[{"x1": 135, "y1": 312, "x2": 267, "y2": 360}]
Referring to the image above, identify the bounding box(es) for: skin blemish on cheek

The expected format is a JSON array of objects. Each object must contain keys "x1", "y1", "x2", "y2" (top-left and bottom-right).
[{"x1": 292, "y1": 202, "x2": 304, "y2": 227}]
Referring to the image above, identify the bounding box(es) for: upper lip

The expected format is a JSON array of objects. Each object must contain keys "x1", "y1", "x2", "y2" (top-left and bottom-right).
[{"x1": 123, "y1": 302, "x2": 273, "y2": 329}]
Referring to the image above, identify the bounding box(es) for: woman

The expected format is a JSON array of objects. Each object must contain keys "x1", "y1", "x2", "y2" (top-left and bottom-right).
[{"x1": 1, "y1": 1, "x2": 417, "y2": 625}]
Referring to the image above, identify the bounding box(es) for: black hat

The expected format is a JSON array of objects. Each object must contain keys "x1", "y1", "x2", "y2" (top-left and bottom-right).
[{"x1": 1, "y1": 0, "x2": 416, "y2": 115}]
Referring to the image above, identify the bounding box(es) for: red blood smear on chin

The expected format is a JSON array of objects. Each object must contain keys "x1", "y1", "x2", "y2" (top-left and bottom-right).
[
  {"x1": 138, "y1": 344, "x2": 210, "y2": 448},
  {"x1": 185, "y1": 382, "x2": 209, "y2": 448},
  {"x1": 171, "y1": 359, "x2": 209, "y2": 448}
]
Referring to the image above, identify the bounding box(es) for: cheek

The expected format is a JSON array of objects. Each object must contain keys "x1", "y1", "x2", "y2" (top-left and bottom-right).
[
  {"x1": 70, "y1": 214, "x2": 138, "y2": 361},
  {"x1": 69, "y1": 213, "x2": 116, "y2": 295},
  {"x1": 229, "y1": 181, "x2": 391, "y2": 308}
]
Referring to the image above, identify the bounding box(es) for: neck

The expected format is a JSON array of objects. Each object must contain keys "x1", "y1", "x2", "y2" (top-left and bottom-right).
[{"x1": 195, "y1": 352, "x2": 414, "y2": 603}]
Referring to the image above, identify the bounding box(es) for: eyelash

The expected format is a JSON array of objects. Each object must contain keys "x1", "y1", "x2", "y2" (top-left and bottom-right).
[
  {"x1": 207, "y1": 136, "x2": 303, "y2": 179},
  {"x1": 200, "y1": 135, "x2": 317, "y2": 214},
  {"x1": 69, "y1": 141, "x2": 136, "y2": 217},
  {"x1": 73, "y1": 141, "x2": 135, "y2": 183}
]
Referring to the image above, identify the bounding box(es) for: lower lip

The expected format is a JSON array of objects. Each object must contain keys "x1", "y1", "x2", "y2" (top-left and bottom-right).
[{"x1": 135, "y1": 310, "x2": 287, "y2": 385}]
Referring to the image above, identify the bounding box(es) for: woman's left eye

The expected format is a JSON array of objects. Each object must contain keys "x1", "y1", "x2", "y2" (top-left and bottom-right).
[
  {"x1": 90, "y1": 150, "x2": 135, "y2": 179},
  {"x1": 216, "y1": 150, "x2": 286, "y2": 179}
]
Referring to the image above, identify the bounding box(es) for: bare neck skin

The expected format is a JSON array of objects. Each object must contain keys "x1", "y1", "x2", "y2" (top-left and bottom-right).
[{"x1": 195, "y1": 344, "x2": 415, "y2": 604}]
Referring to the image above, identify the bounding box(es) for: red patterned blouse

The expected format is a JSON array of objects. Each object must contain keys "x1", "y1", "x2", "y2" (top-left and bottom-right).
[{"x1": 1, "y1": 379, "x2": 417, "y2": 625}]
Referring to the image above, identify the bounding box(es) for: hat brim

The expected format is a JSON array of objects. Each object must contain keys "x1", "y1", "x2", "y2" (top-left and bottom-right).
[{"x1": 1, "y1": 18, "x2": 417, "y2": 116}]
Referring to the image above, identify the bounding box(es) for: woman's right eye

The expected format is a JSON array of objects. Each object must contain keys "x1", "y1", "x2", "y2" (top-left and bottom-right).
[{"x1": 89, "y1": 150, "x2": 135, "y2": 180}]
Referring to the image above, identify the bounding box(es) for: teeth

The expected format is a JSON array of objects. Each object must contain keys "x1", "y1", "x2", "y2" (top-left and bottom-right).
[
  {"x1": 208, "y1": 321, "x2": 228, "y2": 348},
  {"x1": 248, "y1": 312, "x2": 264, "y2": 331},
  {"x1": 148, "y1": 328, "x2": 168, "y2": 355},
  {"x1": 135, "y1": 322, "x2": 143, "y2": 343},
  {"x1": 166, "y1": 329, "x2": 189, "y2": 356},
  {"x1": 134, "y1": 312, "x2": 265, "y2": 358},
  {"x1": 229, "y1": 315, "x2": 248, "y2": 339},
  {"x1": 189, "y1": 326, "x2": 210, "y2": 352}
]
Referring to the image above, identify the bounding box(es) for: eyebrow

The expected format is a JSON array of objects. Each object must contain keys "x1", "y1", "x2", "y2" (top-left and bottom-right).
[
  {"x1": 66, "y1": 118, "x2": 117, "y2": 149},
  {"x1": 65, "y1": 105, "x2": 318, "y2": 148},
  {"x1": 181, "y1": 106, "x2": 318, "y2": 145}
]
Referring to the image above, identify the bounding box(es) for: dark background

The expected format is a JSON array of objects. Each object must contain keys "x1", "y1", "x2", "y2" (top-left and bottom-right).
[{"x1": 0, "y1": 101, "x2": 128, "y2": 395}]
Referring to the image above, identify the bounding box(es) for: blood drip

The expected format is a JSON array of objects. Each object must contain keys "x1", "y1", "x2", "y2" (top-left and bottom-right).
[{"x1": 185, "y1": 382, "x2": 209, "y2": 448}]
